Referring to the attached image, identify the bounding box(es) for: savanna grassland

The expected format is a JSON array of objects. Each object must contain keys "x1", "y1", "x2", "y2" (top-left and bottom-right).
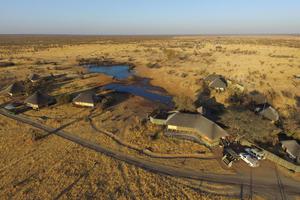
[{"x1": 0, "y1": 35, "x2": 299, "y2": 199}]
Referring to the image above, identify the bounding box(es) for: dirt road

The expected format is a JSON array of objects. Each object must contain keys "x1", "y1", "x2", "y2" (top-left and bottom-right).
[{"x1": 1, "y1": 109, "x2": 299, "y2": 198}]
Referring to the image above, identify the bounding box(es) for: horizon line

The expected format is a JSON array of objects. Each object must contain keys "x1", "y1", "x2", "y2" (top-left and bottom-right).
[{"x1": 0, "y1": 33, "x2": 299, "y2": 37}]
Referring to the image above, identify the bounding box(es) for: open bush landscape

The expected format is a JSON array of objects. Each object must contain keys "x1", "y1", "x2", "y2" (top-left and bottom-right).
[
  {"x1": 2, "y1": 1, "x2": 300, "y2": 199},
  {"x1": 0, "y1": 35, "x2": 299, "y2": 199}
]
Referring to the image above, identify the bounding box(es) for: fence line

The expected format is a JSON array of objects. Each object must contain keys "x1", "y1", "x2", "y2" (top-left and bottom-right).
[{"x1": 241, "y1": 140, "x2": 300, "y2": 173}]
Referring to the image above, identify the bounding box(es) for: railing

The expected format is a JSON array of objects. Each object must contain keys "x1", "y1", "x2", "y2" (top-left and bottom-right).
[
  {"x1": 241, "y1": 140, "x2": 300, "y2": 173},
  {"x1": 264, "y1": 150, "x2": 300, "y2": 173},
  {"x1": 149, "y1": 116, "x2": 167, "y2": 125}
]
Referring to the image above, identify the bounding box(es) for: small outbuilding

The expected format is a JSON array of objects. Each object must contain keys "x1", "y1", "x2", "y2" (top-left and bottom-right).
[
  {"x1": 204, "y1": 74, "x2": 227, "y2": 91},
  {"x1": 204, "y1": 74, "x2": 223, "y2": 82},
  {"x1": 258, "y1": 106, "x2": 279, "y2": 122},
  {"x1": 281, "y1": 140, "x2": 300, "y2": 164},
  {"x1": 28, "y1": 74, "x2": 40, "y2": 83},
  {"x1": 165, "y1": 112, "x2": 229, "y2": 146},
  {"x1": 73, "y1": 91, "x2": 97, "y2": 107},
  {"x1": 24, "y1": 91, "x2": 54, "y2": 109},
  {"x1": 209, "y1": 78, "x2": 227, "y2": 91},
  {"x1": 4, "y1": 82, "x2": 25, "y2": 96}
]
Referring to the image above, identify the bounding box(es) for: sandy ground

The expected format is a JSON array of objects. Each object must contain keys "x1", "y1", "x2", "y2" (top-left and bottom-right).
[{"x1": 0, "y1": 35, "x2": 300, "y2": 199}]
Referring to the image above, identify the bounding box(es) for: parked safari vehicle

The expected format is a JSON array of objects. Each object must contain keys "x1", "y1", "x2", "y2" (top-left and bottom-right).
[
  {"x1": 245, "y1": 147, "x2": 265, "y2": 160},
  {"x1": 239, "y1": 153, "x2": 260, "y2": 167}
]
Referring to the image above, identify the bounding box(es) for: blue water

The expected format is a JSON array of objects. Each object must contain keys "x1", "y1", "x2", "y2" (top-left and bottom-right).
[
  {"x1": 87, "y1": 65, "x2": 173, "y2": 106},
  {"x1": 88, "y1": 65, "x2": 133, "y2": 79},
  {"x1": 103, "y1": 83, "x2": 173, "y2": 105}
]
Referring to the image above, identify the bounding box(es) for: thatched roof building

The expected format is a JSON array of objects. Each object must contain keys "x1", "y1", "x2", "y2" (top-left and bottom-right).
[
  {"x1": 281, "y1": 140, "x2": 300, "y2": 163},
  {"x1": 73, "y1": 91, "x2": 97, "y2": 107},
  {"x1": 5, "y1": 82, "x2": 25, "y2": 96},
  {"x1": 259, "y1": 106, "x2": 279, "y2": 122},
  {"x1": 204, "y1": 74, "x2": 223, "y2": 82},
  {"x1": 205, "y1": 74, "x2": 227, "y2": 91},
  {"x1": 209, "y1": 78, "x2": 227, "y2": 91},
  {"x1": 24, "y1": 91, "x2": 54, "y2": 109},
  {"x1": 165, "y1": 112, "x2": 228, "y2": 146}
]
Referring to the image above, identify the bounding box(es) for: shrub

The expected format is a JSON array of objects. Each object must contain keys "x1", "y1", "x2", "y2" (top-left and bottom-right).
[
  {"x1": 24, "y1": 81, "x2": 36, "y2": 95},
  {"x1": 150, "y1": 132, "x2": 161, "y2": 140},
  {"x1": 281, "y1": 90, "x2": 293, "y2": 98},
  {"x1": 295, "y1": 96, "x2": 300, "y2": 107},
  {"x1": 173, "y1": 95, "x2": 196, "y2": 112},
  {"x1": 30, "y1": 129, "x2": 44, "y2": 141},
  {"x1": 56, "y1": 94, "x2": 72, "y2": 105},
  {"x1": 101, "y1": 96, "x2": 114, "y2": 109},
  {"x1": 146, "y1": 62, "x2": 161, "y2": 68},
  {"x1": 226, "y1": 91, "x2": 246, "y2": 105},
  {"x1": 180, "y1": 73, "x2": 188, "y2": 78}
]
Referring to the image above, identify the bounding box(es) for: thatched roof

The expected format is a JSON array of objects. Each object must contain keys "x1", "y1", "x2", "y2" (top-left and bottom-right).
[
  {"x1": 166, "y1": 112, "x2": 228, "y2": 142},
  {"x1": 209, "y1": 78, "x2": 227, "y2": 89},
  {"x1": 73, "y1": 91, "x2": 97, "y2": 105},
  {"x1": 281, "y1": 140, "x2": 300, "y2": 158},
  {"x1": 259, "y1": 106, "x2": 279, "y2": 121},
  {"x1": 204, "y1": 74, "x2": 223, "y2": 82},
  {"x1": 5, "y1": 82, "x2": 25, "y2": 95},
  {"x1": 24, "y1": 91, "x2": 52, "y2": 107}
]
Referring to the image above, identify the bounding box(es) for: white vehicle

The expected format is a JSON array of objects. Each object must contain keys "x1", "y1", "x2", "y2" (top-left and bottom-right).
[
  {"x1": 245, "y1": 148, "x2": 265, "y2": 160},
  {"x1": 4, "y1": 102, "x2": 22, "y2": 110},
  {"x1": 239, "y1": 153, "x2": 259, "y2": 167}
]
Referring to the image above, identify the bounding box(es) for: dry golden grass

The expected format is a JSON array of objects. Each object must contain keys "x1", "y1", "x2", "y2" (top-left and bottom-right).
[
  {"x1": 2, "y1": 35, "x2": 298, "y2": 110},
  {"x1": 1, "y1": 35, "x2": 299, "y2": 199},
  {"x1": 0, "y1": 115, "x2": 239, "y2": 200}
]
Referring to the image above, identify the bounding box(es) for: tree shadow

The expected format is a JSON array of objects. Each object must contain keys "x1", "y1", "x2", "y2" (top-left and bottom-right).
[
  {"x1": 295, "y1": 96, "x2": 300, "y2": 108},
  {"x1": 38, "y1": 117, "x2": 84, "y2": 139},
  {"x1": 100, "y1": 91, "x2": 131, "y2": 109},
  {"x1": 54, "y1": 162, "x2": 98, "y2": 200},
  {"x1": 165, "y1": 176, "x2": 244, "y2": 199},
  {"x1": 194, "y1": 86, "x2": 225, "y2": 122},
  {"x1": 12, "y1": 173, "x2": 38, "y2": 188},
  {"x1": 27, "y1": 74, "x2": 74, "y2": 95}
]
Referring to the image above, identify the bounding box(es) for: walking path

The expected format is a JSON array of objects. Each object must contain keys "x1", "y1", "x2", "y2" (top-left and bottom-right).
[{"x1": 1, "y1": 109, "x2": 299, "y2": 198}]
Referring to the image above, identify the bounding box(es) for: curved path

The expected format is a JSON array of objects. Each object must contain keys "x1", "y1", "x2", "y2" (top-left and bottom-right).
[
  {"x1": 1, "y1": 109, "x2": 299, "y2": 198},
  {"x1": 88, "y1": 118, "x2": 216, "y2": 159}
]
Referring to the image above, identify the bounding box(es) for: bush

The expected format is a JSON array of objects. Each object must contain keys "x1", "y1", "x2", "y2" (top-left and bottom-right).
[
  {"x1": 180, "y1": 73, "x2": 188, "y2": 78},
  {"x1": 56, "y1": 94, "x2": 72, "y2": 105},
  {"x1": 295, "y1": 96, "x2": 300, "y2": 107},
  {"x1": 150, "y1": 132, "x2": 161, "y2": 140},
  {"x1": 101, "y1": 96, "x2": 114, "y2": 109},
  {"x1": 30, "y1": 129, "x2": 44, "y2": 141},
  {"x1": 146, "y1": 62, "x2": 161, "y2": 68},
  {"x1": 173, "y1": 95, "x2": 196, "y2": 112},
  {"x1": 24, "y1": 81, "x2": 36, "y2": 95},
  {"x1": 226, "y1": 91, "x2": 246, "y2": 105},
  {"x1": 281, "y1": 90, "x2": 293, "y2": 98}
]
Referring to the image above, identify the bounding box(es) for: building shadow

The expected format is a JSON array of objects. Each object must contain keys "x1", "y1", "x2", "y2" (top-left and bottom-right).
[{"x1": 194, "y1": 88, "x2": 225, "y2": 122}]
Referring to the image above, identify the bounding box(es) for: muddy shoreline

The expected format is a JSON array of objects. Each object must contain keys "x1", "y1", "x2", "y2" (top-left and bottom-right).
[{"x1": 77, "y1": 57, "x2": 135, "y2": 70}]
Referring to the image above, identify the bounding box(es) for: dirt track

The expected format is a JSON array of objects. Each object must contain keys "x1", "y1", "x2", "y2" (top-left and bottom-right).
[{"x1": 1, "y1": 109, "x2": 299, "y2": 199}]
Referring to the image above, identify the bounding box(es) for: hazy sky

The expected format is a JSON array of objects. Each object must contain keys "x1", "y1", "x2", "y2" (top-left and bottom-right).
[{"x1": 1, "y1": 0, "x2": 299, "y2": 35}]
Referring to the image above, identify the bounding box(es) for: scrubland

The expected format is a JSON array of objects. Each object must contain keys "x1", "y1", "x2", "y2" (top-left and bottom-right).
[{"x1": 0, "y1": 35, "x2": 299, "y2": 199}]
